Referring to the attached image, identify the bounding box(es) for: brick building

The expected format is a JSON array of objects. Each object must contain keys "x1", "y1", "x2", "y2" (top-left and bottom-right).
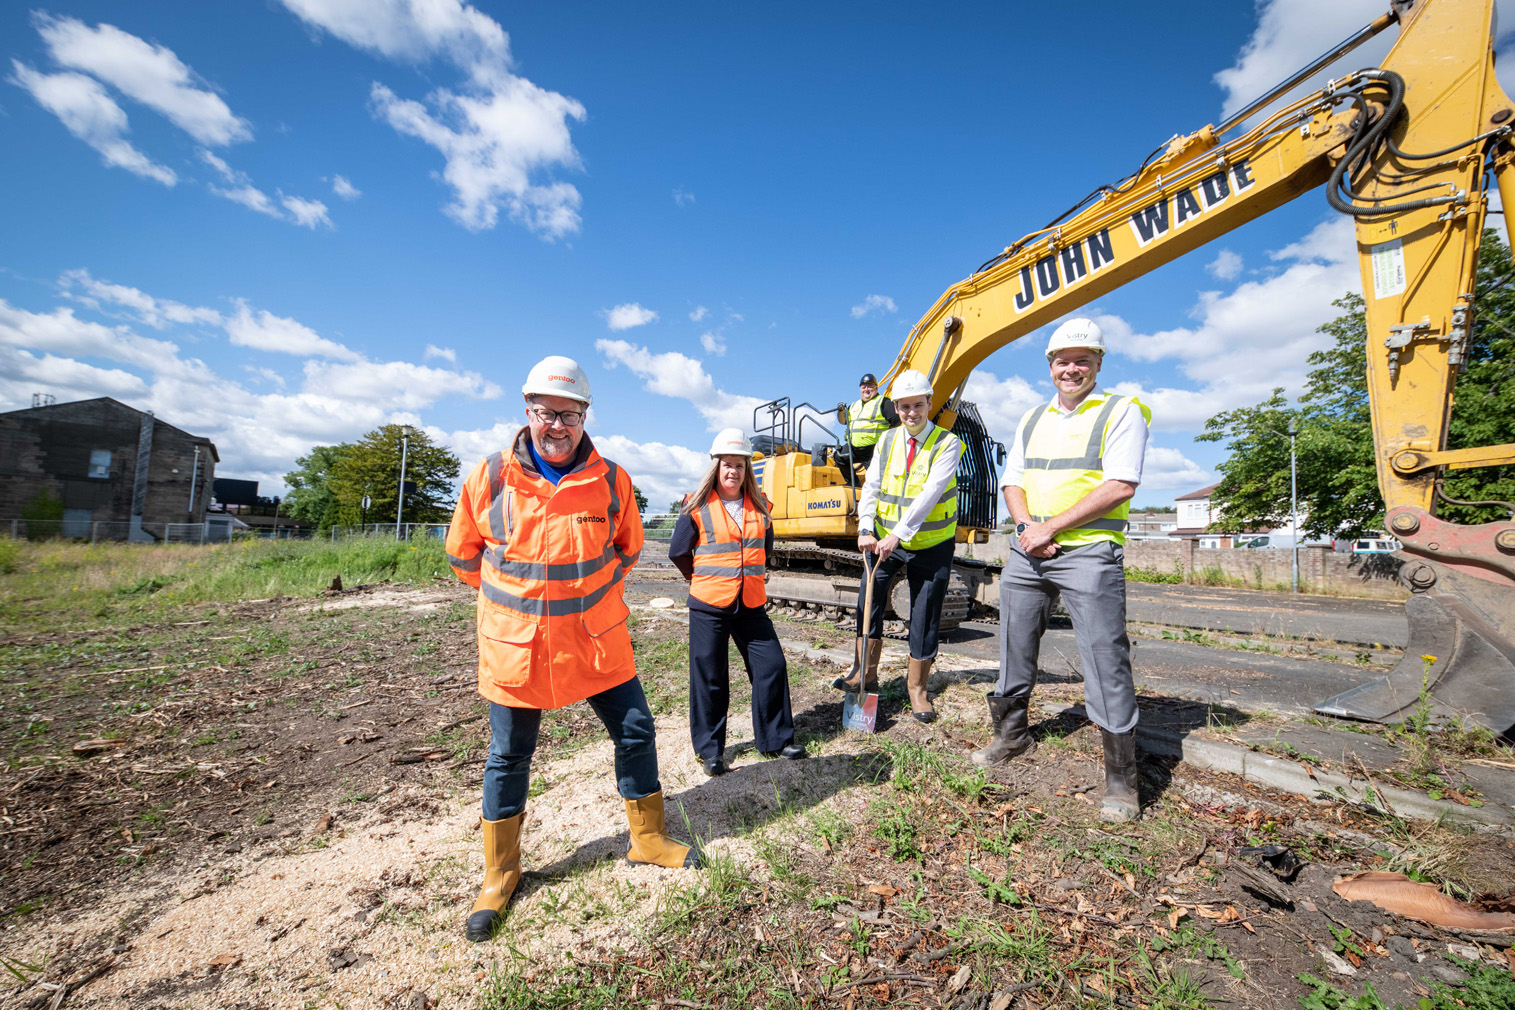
[{"x1": 0, "y1": 397, "x2": 218, "y2": 540}]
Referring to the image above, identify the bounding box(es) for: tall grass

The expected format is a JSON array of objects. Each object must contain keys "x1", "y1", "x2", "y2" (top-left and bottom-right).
[{"x1": 0, "y1": 534, "x2": 452, "y2": 628}]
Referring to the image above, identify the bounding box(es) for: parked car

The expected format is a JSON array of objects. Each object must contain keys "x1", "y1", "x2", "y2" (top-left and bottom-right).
[{"x1": 1351, "y1": 538, "x2": 1401, "y2": 554}]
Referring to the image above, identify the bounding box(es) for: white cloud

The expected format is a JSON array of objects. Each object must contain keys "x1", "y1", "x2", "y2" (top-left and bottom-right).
[
  {"x1": 200, "y1": 150, "x2": 330, "y2": 227},
  {"x1": 1206, "y1": 249, "x2": 1243, "y2": 281},
  {"x1": 0, "y1": 274, "x2": 512, "y2": 489},
  {"x1": 35, "y1": 14, "x2": 252, "y2": 146},
  {"x1": 331, "y1": 174, "x2": 361, "y2": 200},
  {"x1": 225, "y1": 301, "x2": 362, "y2": 361},
  {"x1": 673, "y1": 187, "x2": 694, "y2": 207},
  {"x1": 596, "y1": 338, "x2": 763, "y2": 432},
  {"x1": 1101, "y1": 216, "x2": 1359, "y2": 432},
  {"x1": 589, "y1": 434, "x2": 709, "y2": 511},
  {"x1": 280, "y1": 193, "x2": 333, "y2": 229},
  {"x1": 1138, "y1": 445, "x2": 1212, "y2": 493},
  {"x1": 602, "y1": 303, "x2": 659, "y2": 331},
  {"x1": 689, "y1": 305, "x2": 708, "y2": 322},
  {"x1": 962, "y1": 369, "x2": 1047, "y2": 447},
  {"x1": 699, "y1": 332, "x2": 727, "y2": 357},
  {"x1": 58, "y1": 269, "x2": 221, "y2": 329},
  {"x1": 10, "y1": 63, "x2": 177, "y2": 185},
  {"x1": 424, "y1": 344, "x2": 457, "y2": 362},
  {"x1": 850, "y1": 294, "x2": 897, "y2": 319},
  {"x1": 277, "y1": 0, "x2": 586, "y2": 238}
]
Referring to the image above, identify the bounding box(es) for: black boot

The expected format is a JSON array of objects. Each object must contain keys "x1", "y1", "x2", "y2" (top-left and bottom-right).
[
  {"x1": 1100, "y1": 728, "x2": 1141, "y2": 823},
  {"x1": 970, "y1": 694, "x2": 1036, "y2": 766}
]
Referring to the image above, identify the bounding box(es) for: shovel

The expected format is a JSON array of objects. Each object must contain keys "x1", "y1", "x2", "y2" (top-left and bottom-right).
[{"x1": 841, "y1": 550, "x2": 880, "y2": 733}]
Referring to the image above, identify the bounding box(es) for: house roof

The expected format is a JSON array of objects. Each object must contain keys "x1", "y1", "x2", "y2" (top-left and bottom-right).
[{"x1": 1174, "y1": 483, "x2": 1220, "y2": 501}]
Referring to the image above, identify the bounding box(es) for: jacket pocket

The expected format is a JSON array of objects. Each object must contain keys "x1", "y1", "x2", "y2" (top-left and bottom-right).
[
  {"x1": 581, "y1": 598, "x2": 632, "y2": 677},
  {"x1": 477, "y1": 606, "x2": 539, "y2": 688}
]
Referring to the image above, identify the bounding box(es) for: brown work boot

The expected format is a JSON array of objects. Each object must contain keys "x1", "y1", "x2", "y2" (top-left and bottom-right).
[
  {"x1": 907, "y1": 657, "x2": 936, "y2": 723},
  {"x1": 625, "y1": 791, "x2": 702, "y2": 869},
  {"x1": 832, "y1": 638, "x2": 881, "y2": 693},
  {"x1": 1099, "y1": 728, "x2": 1141, "y2": 823},
  {"x1": 465, "y1": 811, "x2": 525, "y2": 942},
  {"x1": 970, "y1": 694, "x2": 1037, "y2": 766}
]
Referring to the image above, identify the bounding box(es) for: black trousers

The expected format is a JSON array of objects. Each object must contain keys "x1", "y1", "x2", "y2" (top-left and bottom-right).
[
  {"x1": 843, "y1": 442, "x2": 876, "y2": 469},
  {"x1": 689, "y1": 604, "x2": 795, "y2": 761},
  {"x1": 855, "y1": 537, "x2": 955, "y2": 661}
]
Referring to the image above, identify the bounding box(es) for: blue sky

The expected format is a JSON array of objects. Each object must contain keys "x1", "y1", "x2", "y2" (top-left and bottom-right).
[{"x1": 3, "y1": 0, "x2": 1512, "y2": 510}]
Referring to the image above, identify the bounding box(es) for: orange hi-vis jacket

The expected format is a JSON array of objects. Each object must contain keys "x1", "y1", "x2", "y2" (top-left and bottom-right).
[
  {"x1": 445, "y1": 430, "x2": 643, "y2": 710},
  {"x1": 688, "y1": 492, "x2": 770, "y2": 609}
]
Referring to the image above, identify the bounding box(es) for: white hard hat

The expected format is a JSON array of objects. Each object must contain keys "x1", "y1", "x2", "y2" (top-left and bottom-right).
[
  {"x1": 522, "y1": 355, "x2": 592, "y2": 405},
  {"x1": 1046, "y1": 318, "x2": 1105, "y2": 359},
  {"x1": 709, "y1": 427, "x2": 753, "y2": 457},
  {"x1": 891, "y1": 369, "x2": 933, "y2": 399}
]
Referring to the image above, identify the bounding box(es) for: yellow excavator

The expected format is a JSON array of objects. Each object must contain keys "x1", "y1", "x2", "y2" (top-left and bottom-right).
[{"x1": 753, "y1": 0, "x2": 1515, "y2": 732}]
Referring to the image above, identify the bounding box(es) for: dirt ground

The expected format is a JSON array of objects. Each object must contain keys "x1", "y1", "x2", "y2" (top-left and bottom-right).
[{"x1": 3, "y1": 573, "x2": 1514, "y2": 1009}]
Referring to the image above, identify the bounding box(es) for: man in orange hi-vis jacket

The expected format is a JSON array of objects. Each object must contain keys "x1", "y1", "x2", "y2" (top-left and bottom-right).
[{"x1": 446, "y1": 355, "x2": 699, "y2": 944}]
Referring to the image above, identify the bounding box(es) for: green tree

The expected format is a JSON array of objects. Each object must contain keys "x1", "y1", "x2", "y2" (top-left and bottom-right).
[
  {"x1": 631, "y1": 483, "x2": 649, "y2": 513},
  {"x1": 1199, "y1": 230, "x2": 1515, "y2": 537},
  {"x1": 283, "y1": 443, "x2": 353, "y2": 530},
  {"x1": 328, "y1": 425, "x2": 461, "y2": 525}
]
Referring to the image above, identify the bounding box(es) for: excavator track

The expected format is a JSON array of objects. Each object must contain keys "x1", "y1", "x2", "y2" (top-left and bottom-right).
[{"x1": 765, "y1": 543, "x2": 974, "y2": 637}]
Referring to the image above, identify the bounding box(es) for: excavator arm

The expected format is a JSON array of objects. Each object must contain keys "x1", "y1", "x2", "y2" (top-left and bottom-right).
[{"x1": 879, "y1": 0, "x2": 1515, "y2": 731}]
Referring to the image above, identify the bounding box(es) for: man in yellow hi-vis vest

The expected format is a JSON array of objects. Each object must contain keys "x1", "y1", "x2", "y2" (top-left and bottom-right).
[
  {"x1": 835, "y1": 372, "x2": 898, "y2": 468},
  {"x1": 834, "y1": 368, "x2": 960, "y2": 724},
  {"x1": 971, "y1": 319, "x2": 1151, "y2": 824}
]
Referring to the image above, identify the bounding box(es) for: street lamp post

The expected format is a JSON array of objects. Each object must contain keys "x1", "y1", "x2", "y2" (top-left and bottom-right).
[
  {"x1": 395, "y1": 431, "x2": 410, "y2": 541},
  {"x1": 1288, "y1": 417, "x2": 1300, "y2": 595}
]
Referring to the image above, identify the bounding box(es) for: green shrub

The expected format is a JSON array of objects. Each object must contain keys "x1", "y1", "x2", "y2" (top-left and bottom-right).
[{"x1": 1124, "y1": 564, "x2": 1181, "y2": 584}]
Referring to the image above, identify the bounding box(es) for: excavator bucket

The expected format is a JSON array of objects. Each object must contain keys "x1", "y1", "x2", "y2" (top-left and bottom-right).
[{"x1": 1316, "y1": 519, "x2": 1515, "y2": 737}]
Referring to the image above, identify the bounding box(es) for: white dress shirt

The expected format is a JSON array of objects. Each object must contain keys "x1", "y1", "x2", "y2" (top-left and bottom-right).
[
  {"x1": 1000, "y1": 390, "x2": 1149, "y2": 490},
  {"x1": 857, "y1": 421, "x2": 963, "y2": 543}
]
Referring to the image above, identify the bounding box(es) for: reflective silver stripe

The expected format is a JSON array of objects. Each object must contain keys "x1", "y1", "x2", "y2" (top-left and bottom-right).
[
  {"x1": 1029, "y1": 514, "x2": 1128, "y2": 532},
  {"x1": 1022, "y1": 396, "x2": 1124, "y2": 471},
  {"x1": 876, "y1": 491, "x2": 908, "y2": 506},
  {"x1": 1020, "y1": 405, "x2": 1049, "y2": 452},
  {"x1": 694, "y1": 541, "x2": 742, "y2": 555},
  {"x1": 692, "y1": 565, "x2": 766, "y2": 577},
  {"x1": 740, "y1": 537, "x2": 766, "y2": 549},
  {"x1": 916, "y1": 516, "x2": 958, "y2": 533},
  {"x1": 486, "y1": 452, "x2": 507, "y2": 540},
  {"x1": 617, "y1": 545, "x2": 641, "y2": 570},
  {"x1": 448, "y1": 552, "x2": 482, "y2": 573},
  {"x1": 480, "y1": 565, "x2": 625, "y2": 617},
  {"x1": 486, "y1": 541, "x2": 618, "y2": 581},
  {"x1": 698, "y1": 503, "x2": 715, "y2": 543},
  {"x1": 603, "y1": 460, "x2": 622, "y2": 526}
]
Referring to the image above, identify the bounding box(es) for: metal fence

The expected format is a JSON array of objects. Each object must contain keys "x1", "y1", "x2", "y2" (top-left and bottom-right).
[
  {"x1": 330, "y1": 523, "x2": 449, "y2": 541},
  {"x1": 2, "y1": 518, "x2": 245, "y2": 544}
]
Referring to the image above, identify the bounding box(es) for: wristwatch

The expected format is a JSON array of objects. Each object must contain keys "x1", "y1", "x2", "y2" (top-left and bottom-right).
[{"x1": 1015, "y1": 522, "x2": 1027, "y2": 535}]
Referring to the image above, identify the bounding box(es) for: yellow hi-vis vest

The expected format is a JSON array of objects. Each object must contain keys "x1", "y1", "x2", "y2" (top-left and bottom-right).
[
  {"x1": 1018, "y1": 393, "x2": 1151, "y2": 547},
  {"x1": 874, "y1": 425, "x2": 959, "y2": 550},
  {"x1": 847, "y1": 395, "x2": 889, "y2": 447}
]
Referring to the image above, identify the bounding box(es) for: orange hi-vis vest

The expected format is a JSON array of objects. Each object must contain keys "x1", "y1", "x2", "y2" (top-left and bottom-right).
[
  {"x1": 446, "y1": 429, "x2": 644, "y2": 710},
  {"x1": 689, "y1": 492, "x2": 770, "y2": 609}
]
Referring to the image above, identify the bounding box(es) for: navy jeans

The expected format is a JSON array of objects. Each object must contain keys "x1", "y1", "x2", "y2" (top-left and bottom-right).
[{"x1": 481, "y1": 677, "x2": 661, "y2": 821}]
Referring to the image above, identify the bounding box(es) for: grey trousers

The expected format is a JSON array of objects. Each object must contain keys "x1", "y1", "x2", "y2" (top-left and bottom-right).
[{"x1": 995, "y1": 539, "x2": 1138, "y2": 734}]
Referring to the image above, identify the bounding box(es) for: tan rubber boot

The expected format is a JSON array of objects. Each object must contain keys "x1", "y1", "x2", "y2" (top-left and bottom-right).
[
  {"x1": 625, "y1": 791, "x2": 702, "y2": 869},
  {"x1": 907, "y1": 657, "x2": 936, "y2": 724},
  {"x1": 465, "y1": 811, "x2": 525, "y2": 942},
  {"x1": 832, "y1": 638, "x2": 882, "y2": 693}
]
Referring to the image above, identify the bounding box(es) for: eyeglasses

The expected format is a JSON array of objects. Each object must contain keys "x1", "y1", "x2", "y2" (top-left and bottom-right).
[{"x1": 527, "y1": 406, "x2": 585, "y2": 427}]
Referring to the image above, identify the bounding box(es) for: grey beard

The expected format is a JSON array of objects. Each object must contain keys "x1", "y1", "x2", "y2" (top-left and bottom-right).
[{"x1": 536, "y1": 432, "x2": 575, "y2": 463}]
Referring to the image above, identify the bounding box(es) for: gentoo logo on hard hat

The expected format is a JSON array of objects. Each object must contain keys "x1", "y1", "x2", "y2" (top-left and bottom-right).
[
  {"x1": 522, "y1": 356, "x2": 592, "y2": 404},
  {"x1": 547, "y1": 374, "x2": 575, "y2": 383},
  {"x1": 708, "y1": 427, "x2": 753, "y2": 457}
]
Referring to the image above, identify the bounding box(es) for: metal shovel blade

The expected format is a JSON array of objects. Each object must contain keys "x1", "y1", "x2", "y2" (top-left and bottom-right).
[{"x1": 841, "y1": 689, "x2": 879, "y2": 733}]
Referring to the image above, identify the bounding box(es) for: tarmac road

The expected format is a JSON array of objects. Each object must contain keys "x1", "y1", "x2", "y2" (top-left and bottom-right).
[
  {"x1": 1124, "y1": 582, "x2": 1406, "y2": 649},
  {"x1": 938, "y1": 620, "x2": 1379, "y2": 721}
]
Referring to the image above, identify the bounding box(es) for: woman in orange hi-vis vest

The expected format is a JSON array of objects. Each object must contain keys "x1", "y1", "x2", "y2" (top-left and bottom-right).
[
  {"x1": 446, "y1": 356, "x2": 699, "y2": 944},
  {"x1": 668, "y1": 429, "x2": 805, "y2": 777}
]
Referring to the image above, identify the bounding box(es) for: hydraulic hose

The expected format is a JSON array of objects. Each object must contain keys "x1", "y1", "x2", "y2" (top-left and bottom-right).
[{"x1": 1326, "y1": 70, "x2": 1464, "y2": 218}]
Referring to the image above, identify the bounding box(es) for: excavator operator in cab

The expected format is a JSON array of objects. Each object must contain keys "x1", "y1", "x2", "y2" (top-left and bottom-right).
[{"x1": 835, "y1": 372, "x2": 898, "y2": 468}]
